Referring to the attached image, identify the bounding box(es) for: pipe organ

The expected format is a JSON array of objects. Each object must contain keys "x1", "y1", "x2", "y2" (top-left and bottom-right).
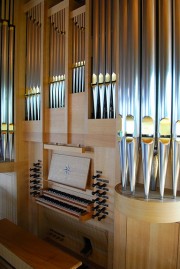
[
  {"x1": 6, "y1": 0, "x2": 180, "y2": 269},
  {"x1": 0, "y1": 0, "x2": 15, "y2": 161}
]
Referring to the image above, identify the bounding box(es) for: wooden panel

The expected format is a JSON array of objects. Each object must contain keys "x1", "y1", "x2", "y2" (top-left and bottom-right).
[
  {"x1": 176, "y1": 223, "x2": 180, "y2": 269},
  {"x1": 48, "y1": 153, "x2": 90, "y2": 189},
  {"x1": 44, "y1": 108, "x2": 67, "y2": 135},
  {"x1": 113, "y1": 210, "x2": 127, "y2": 269},
  {"x1": 68, "y1": 93, "x2": 86, "y2": 135},
  {"x1": 0, "y1": 218, "x2": 82, "y2": 269},
  {"x1": 148, "y1": 223, "x2": 178, "y2": 269},
  {"x1": 0, "y1": 162, "x2": 15, "y2": 173},
  {"x1": 23, "y1": 121, "x2": 43, "y2": 142},
  {"x1": 115, "y1": 183, "x2": 180, "y2": 223},
  {"x1": 86, "y1": 119, "x2": 116, "y2": 147},
  {"x1": 44, "y1": 143, "x2": 85, "y2": 153},
  {"x1": 113, "y1": 209, "x2": 180, "y2": 269},
  {"x1": 39, "y1": 208, "x2": 108, "y2": 268},
  {"x1": 126, "y1": 218, "x2": 150, "y2": 269},
  {"x1": 0, "y1": 173, "x2": 17, "y2": 223}
]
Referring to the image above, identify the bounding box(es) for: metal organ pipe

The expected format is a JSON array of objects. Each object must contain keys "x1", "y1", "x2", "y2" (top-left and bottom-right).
[
  {"x1": 126, "y1": 0, "x2": 140, "y2": 194},
  {"x1": 105, "y1": 0, "x2": 111, "y2": 119},
  {"x1": 118, "y1": 0, "x2": 128, "y2": 190},
  {"x1": 158, "y1": 0, "x2": 172, "y2": 199},
  {"x1": 172, "y1": 0, "x2": 180, "y2": 198},
  {"x1": 1, "y1": 21, "x2": 8, "y2": 161},
  {"x1": 92, "y1": 0, "x2": 115, "y2": 119},
  {"x1": 92, "y1": 0, "x2": 99, "y2": 119},
  {"x1": 141, "y1": 0, "x2": 156, "y2": 198},
  {"x1": 118, "y1": 0, "x2": 177, "y2": 199},
  {"x1": 111, "y1": 0, "x2": 116, "y2": 119},
  {"x1": 118, "y1": 0, "x2": 140, "y2": 194},
  {"x1": 98, "y1": 0, "x2": 105, "y2": 119},
  {"x1": 8, "y1": 25, "x2": 15, "y2": 161},
  {"x1": 25, "y1": 4, "x2": 42, "y2": 119},
  {"x1": 0, "y1": 0, "x2": 15, "y2": 161}
]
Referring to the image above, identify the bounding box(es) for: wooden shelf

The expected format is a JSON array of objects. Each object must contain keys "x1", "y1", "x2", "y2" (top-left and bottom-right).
[
  {"x1": 44, "y1": 143, "x2": 86, "y2": 153},
  {"x1": 115, "y1": 183, "x2": 180, "y2": 223}
]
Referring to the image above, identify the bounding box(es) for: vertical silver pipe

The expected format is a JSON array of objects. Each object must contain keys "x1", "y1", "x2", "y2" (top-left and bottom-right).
[
  {"x1": 81, "y1": 12, "x2": 85, "y2": 92},
  {"x1": 141, "y1": 117, "x2": 154, "y2": 198},
  {"x1": 29, "y1": 10, "x2": 34, "y2": 119},
  {"x1": 55, "y1": 13, "x2": 59, "y2": 108},
  {"x1": 52, "y1": 14, "x2": 56, "y2": 108},
  {"x1": 59, "y1": 11, "x2": 63, "y2": 106},
  {"x1": 36, "y1": 3, "x2": 41, "y2": 120},
  {"x1": 92, "y1": 0, "x2": 99, "y2": 119},
  {"x1": 1, "y1": 21, "x2": 8, "y2": 161},
  {"x1": 33, "y1": 7, "x2": 38, "y2": 119},
  {"x1": 118, "y1": 0, "x2": 128, "y2": 190},
  {"x1": 172, "y1": 0, "x2": 180, "y2": 198},
  {"x1": 26, "y1": 13, "x2": 30, "y2": 120},
  {"x1": 105, "y1": 0, "x2": 111, "y2": 119},
  {"x1": 75, "y1": 15, "x2": 78, "y2": 93},
  {"x1": 98, "y1": 0, "x2": 105, "y2": 119},
  {"x1": 158, "y1": 0, "x2": 172, "y2": 199},
  {"x1": 49, "y1": 16, "x2": 53, "y2": 108},
  {"x1": 61, "y1": 8, "x2": 65, "y2": 107},
  {"x1": 111, "y1": 0, "x2": 116, "y2": 119},
  {"x1": 80, "y1": 13, "x2": 84, "y2": 93},
  {"x1": 126, "y1": 0, "x2": 140, "y2": 194},
  {"x1": 8, "y1": 25, "x2": 15, "y2": 161},
  {"x1": 141, "y1": 0, "x2": 156, "y2": 198},
  {"x1": 72, "y1": 17, "x2": 76, "y2": 93},
  {"x1": 78, "y1": 14, "x2": 81, "y2": 93}
]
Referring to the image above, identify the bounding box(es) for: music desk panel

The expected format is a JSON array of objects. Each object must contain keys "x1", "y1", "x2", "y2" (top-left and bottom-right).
[{"x1": 0, "y1": 219, "x2": 82, "y2": 269}]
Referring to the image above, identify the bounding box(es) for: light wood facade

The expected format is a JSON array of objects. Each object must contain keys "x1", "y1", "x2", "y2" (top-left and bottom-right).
[{"x1": 1, "y1": 0, "x2": 180, "y2": 269}]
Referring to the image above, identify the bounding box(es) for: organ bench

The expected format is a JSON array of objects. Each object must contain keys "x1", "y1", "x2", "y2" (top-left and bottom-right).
[{"x1": 0, "y1": 218, "x2": 82, "y2": 269}]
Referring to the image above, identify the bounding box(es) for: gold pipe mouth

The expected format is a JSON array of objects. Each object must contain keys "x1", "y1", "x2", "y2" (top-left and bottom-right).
[
  {"x1": 141, "y1": 137, "x2": 154, "y2": 144},
  {"x1": 159, "y1": 138, "x2": 171, "y2": 144}
]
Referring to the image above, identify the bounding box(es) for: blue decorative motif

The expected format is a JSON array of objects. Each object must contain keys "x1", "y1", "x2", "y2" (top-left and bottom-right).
[{"x1": 64, "y1": 164, "x2": 71, "y2": 175}]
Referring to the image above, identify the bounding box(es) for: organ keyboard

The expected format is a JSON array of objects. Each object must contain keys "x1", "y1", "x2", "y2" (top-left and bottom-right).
[{"x1": 36, "y1": 188, "x2": 93, "y2": 221}]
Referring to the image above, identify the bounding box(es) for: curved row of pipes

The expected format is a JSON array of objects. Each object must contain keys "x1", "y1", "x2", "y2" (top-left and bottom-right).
[
  {"x1": 0, "y1": 0, "x2": 14, "y2": 161},
  {"x1": 118, "y1": 0, "x2": 180, "y2": 199}
]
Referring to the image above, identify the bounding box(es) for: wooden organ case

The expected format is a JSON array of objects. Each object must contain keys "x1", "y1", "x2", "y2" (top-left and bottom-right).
[{"x1": 15, "y1": 0, "x2": 116, "y2": 268}]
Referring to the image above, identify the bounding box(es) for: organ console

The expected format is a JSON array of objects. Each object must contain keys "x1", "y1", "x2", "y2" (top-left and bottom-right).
[{"x1": 36, "y1": 188, "x2": 93, "y2": 221}]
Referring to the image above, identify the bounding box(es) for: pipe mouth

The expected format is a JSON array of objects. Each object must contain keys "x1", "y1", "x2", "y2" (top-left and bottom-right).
[
  {"x1": 141, "y1": 138, "x2": 154, "y2": 144},
  {"x1": 159, "y1": 138, "x2": 171, "y2": 144}
]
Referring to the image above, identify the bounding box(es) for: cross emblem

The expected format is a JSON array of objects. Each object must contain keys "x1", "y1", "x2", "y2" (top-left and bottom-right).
[{"x1": 64, "y1": 164, "x2": 71, "y2": 175}]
